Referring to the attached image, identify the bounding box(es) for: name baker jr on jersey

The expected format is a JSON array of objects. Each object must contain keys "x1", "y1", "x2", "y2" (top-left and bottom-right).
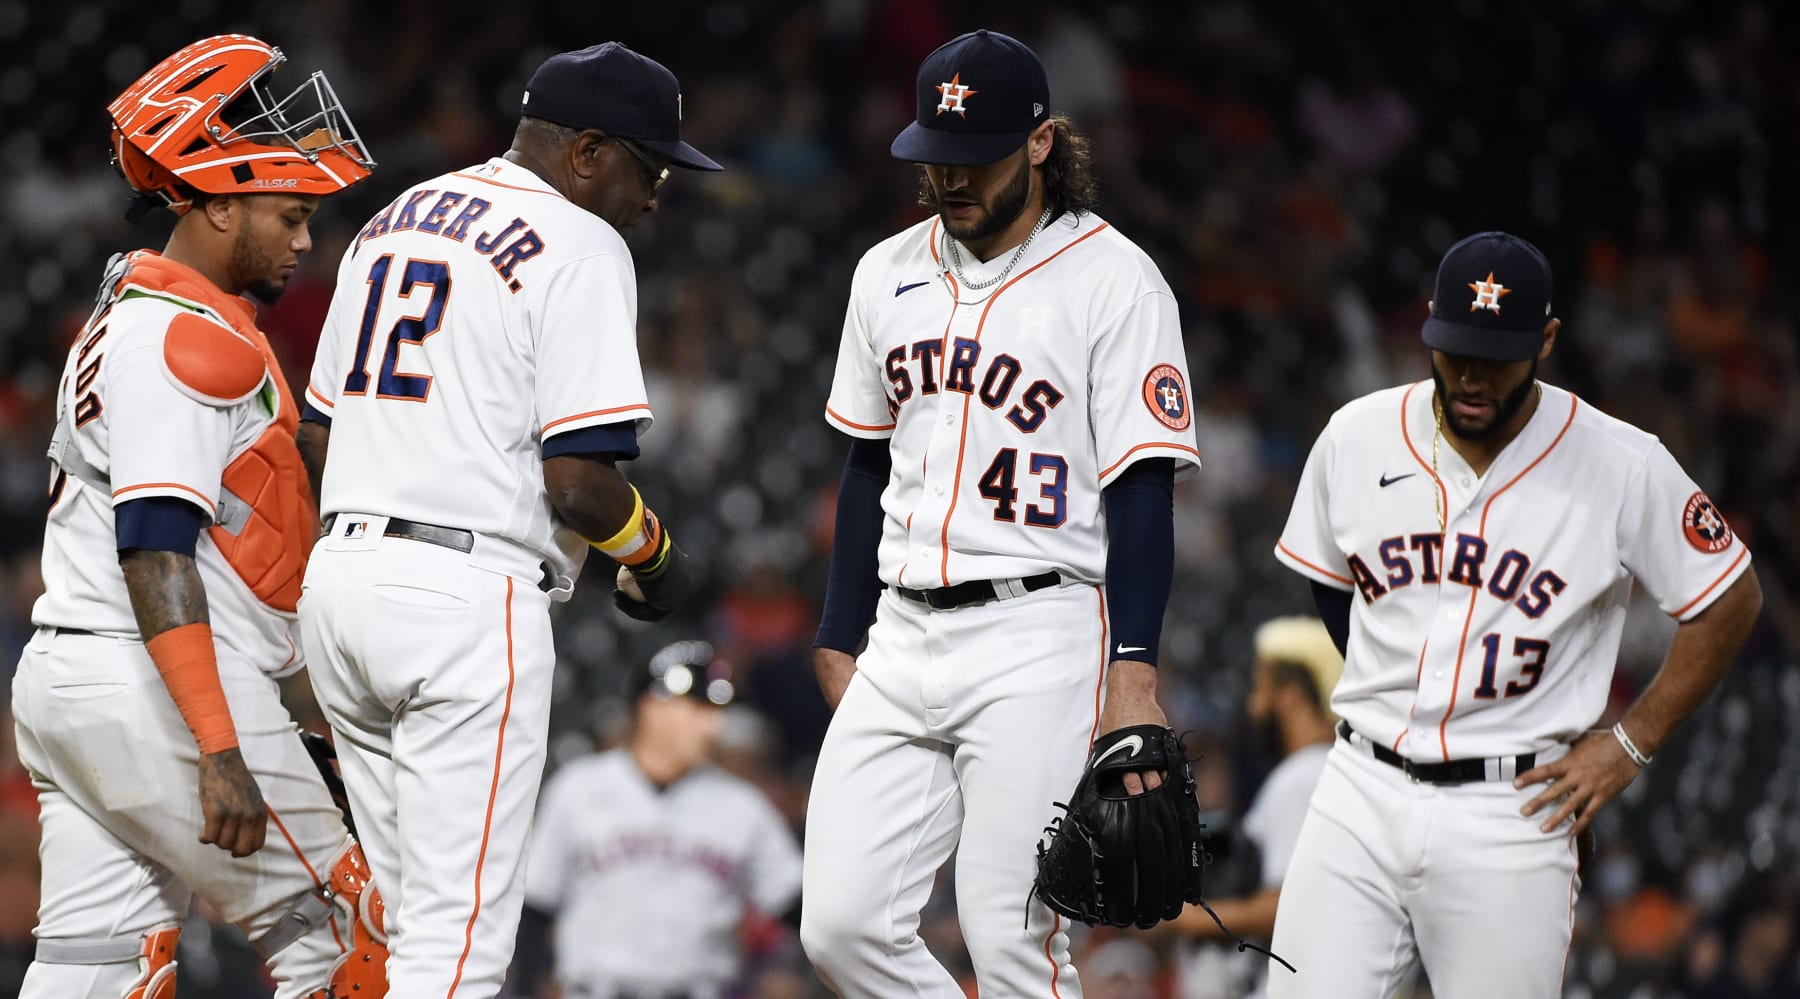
[
  {"x1": 1346, "y1": 531, "x2": 1566, "y2": 619},
  {"x1": 883, "y1": 335, "x2": 1064, "y2": 430},
  {"x1": 353, "y1": 185, "x2": 546, "y2": 293}
]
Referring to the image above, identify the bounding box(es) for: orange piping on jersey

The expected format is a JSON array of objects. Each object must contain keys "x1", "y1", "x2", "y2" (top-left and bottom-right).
[
  {"x1": 113, "y1": 481, "x2": 217, "y2": 516},
  {"x1": 921, "y1": 265, "x2": 960, "y2": 585},
  {"x1": 267, "y1": 805, "x2": 347, "y2": 953},
  {"x1": 1671, "y1": 547, "x2": 1748, "y2": 619},
  {"x1": 1098, "y1": 442, "x2": 1202, "y2": 481},
  {"x1": 448, "y1": 576, "x2": 516, "y2": 999},
  {"x1": 927, "y1": 216, "x2": 943, "y2": 268},
  {"x1": 824, "y1": 405, "x2": 894, "y2": 433},
  {"x1": 1090, "y1": 588, "x2": 1108, "y2": 747},
  {"x1": 937, "y1": 223, "x2": 1113, "y2": 586},
  {"x1": 1275, "y1": 541, "x2": 1352, "y2": 586},
  {"x1": 450, "y1": 170, "x2": 569, "y2": 200},
  {"x1": 541, "y1": 404, "x2": 651, "y2": 436},
  {"x1": 1435, "y1": 391, "x2": 1578, "y2": 759},
  {"x1": 305, "y1": 383, "x2": 335, "y2": 411},
  {"x1": 1044, "y1": 912, "x2": 1065, "y2": 999}
]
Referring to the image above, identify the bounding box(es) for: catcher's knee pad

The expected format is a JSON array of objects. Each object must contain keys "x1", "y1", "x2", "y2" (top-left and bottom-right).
[
  {"x1": 323, "y1": 842, "x2": 389, "y2": 997},
  {"x1": 31, "y1": 922, "x2": 181, "y2": 999},
  {"x1": 123, "y1": 925, "x2": 181, "y2": 999}
]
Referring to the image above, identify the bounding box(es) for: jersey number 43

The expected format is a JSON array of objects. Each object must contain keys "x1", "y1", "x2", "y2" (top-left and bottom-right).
[{"x1": 343, "y1": 254, "x2": 452, "y2": 402}]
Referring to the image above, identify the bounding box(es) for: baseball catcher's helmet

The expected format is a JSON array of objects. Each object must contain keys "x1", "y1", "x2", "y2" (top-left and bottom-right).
[{"x1": 108, "y1": 34, "x2": 374, "y2": 213}]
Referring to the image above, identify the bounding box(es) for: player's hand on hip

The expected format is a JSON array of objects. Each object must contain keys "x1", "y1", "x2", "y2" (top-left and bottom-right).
[
  {"x1": 1096, "y1": 659, "x2": 1169, "y2": 795},
  {"x1": 1515, "y1": 729, "x2": 1641, "y2": 836},
  {"x1": 197, "y1": 747, "x2": 269, "y2": 857},
  {"x1": 813, "y1": 647, "x2": 857, "y2": 711}
]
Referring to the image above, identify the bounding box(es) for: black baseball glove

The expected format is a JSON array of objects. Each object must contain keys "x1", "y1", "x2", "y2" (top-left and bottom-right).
[
  {"x1": 301, "y1": 730, "x2": 357, "y2": 839},
  {"x1": 1033, "y1": 724, "x2": 1204, "y2": 929}
]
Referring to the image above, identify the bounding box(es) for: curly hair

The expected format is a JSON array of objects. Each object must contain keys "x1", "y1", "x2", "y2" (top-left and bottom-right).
[{"x1": 1041, "y1": 115, "x2": 1101, "y2": 221}]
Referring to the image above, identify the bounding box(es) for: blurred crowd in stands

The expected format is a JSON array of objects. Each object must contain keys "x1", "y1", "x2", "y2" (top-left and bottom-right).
[{"x1": 1, "y1": 0, "x2": 1796, "y2": 996}]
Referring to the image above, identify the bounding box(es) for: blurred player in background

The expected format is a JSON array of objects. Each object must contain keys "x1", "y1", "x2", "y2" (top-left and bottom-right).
[
  {"x1": 14, "y1": 34, "x2": 387, "y2": 999},
  {"x1": 509, "y1": 640, "x2": 802, "y2": 999},
  {"x1": 1173, "y1": 616, "x2": 1341, "y2": 999}
]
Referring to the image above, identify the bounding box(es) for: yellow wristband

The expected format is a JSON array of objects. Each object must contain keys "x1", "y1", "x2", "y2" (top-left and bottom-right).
[{"x1": 591, "y1": 487, "x2": 646, "y2": 553}]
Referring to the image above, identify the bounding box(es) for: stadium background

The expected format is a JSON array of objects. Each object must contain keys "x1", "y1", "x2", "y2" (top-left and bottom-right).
[{"x1": 0, "y1": 0, "x2": 1795, "y2": 995}]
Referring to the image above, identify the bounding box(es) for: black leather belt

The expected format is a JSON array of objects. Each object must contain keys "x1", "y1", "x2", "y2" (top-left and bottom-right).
[
  {"x1": 327, "y1": 515, "x2": 474, "y2": 554},
  {"x1": 892, "y1": 570, "x2": 1060, "y2": 610},
  {"x1": 1338, "y1": 720, "x2": 1536, "y2": 785}
]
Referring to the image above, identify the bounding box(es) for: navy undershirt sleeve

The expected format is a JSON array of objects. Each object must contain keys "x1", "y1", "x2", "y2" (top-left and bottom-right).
[
  {"x1": 1310, "y1": 580, "x2": 1352, "y2": 658},
  {"x1": 300, "y1": 402, "x2": 331, "y2": 428},
  {"x1": 1103, "y1": 458, "x2": 1175, "y2": 665},
  {"x1": 814, "y1": 437, "x2": 892, "y2": 654},
  {"x1": 541, "y1": 421, "x2": 641, "y2": 461},
  {"x1": 115, "y1": 496, "x2": 207, "y2": 558}
]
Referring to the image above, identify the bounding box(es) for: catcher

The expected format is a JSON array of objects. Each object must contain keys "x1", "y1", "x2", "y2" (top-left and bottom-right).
[{"x1": 13, "y1": 34, "x2": 387, "y2": 999}]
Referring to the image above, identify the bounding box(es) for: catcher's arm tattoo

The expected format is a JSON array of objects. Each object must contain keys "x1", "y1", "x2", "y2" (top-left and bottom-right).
[{"x1": 121, "y1": 548, "x2": 269, "y2": 857}]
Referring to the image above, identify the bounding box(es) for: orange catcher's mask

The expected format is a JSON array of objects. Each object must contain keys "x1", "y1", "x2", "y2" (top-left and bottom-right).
[{"x1": 109, "y1": 34, "x2": 374, "y2": 214}]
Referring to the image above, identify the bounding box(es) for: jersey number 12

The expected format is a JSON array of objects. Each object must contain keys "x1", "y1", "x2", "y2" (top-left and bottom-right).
[{"x1": 343, "y1": 254, "x2": 453, "y2": 402}]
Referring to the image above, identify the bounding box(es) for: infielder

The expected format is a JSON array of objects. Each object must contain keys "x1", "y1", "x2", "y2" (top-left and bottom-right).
[
  {"x1": 511, "y1": 641, "x2": 801, "y2": 999},
  {"x1": 803, "y1": 30, "x2": 1200, "y2": 997},
  {"x1": 1268, "y1": 231, "x2": 1763, "y2": 995},
  {"x1": 13, "y1": 35, "x2": 387, "y2": 999},
  {"x1": 297, "y1": 43, "x2": 716, "y2": 998}
]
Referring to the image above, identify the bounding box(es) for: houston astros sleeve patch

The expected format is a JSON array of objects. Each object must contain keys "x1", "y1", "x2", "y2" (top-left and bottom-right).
[{"x1": 1142, "y1": 364, "x2": 1190, "y2": 431}]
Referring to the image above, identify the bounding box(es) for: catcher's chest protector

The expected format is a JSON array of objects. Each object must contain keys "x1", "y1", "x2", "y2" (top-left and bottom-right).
[{"x1": 112, "y1": 252, "x2": 319, "y2": 612}]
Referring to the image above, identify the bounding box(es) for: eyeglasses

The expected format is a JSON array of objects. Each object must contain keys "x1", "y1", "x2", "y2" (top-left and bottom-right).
[{"x1": 613, "y1": 135, "x2": 670, "y2": 192}]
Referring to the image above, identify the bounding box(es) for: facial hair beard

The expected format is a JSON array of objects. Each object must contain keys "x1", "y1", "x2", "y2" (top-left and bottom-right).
[
  {"x1": 233, "y1": 223, "x2": 288, "y2": 304},
  {"x1": 1432, "y1": 357, "x2": 1538, "y2": 441},
  {"x1": 935, "y1": 153, "x2": 1032, "y2": 246}
]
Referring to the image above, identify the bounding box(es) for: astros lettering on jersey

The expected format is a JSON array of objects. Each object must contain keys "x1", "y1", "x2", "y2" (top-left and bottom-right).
[
  {"x1": 825, "y1": 211, "x2": 1201, "y2": 587},
  {"x1": 1275, "y1": 380, "x2": 1753, "y2": 760}
]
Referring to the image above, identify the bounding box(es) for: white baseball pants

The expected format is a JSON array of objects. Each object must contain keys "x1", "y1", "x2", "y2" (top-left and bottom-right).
[
  {"x1": 1266, "y1": 738, "x2": 1580, "y2": 998},
  {"x1": 11, "y1": 628, "x2": 356, "y2": 999},
  {"x1": 300, "y1": 525, "x2": 554, "y2": 999},
  {"x1": 800, "y1": 583, "x2": 1107, "y2": 999}
]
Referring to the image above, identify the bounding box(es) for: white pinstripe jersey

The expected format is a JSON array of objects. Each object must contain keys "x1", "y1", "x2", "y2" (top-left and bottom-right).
[
  {"x1": 1276, "y1": 381, "x2": 1752, "y2": 760},
  {"x1": 825, "y1": 211, "x2": 1200, "y2": 588},
  {"x1": 306, "y1": 158, "x2": 652, "y2": 584}
]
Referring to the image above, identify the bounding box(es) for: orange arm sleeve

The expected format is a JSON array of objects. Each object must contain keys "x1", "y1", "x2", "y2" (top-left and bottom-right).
[{"x1": 144, "y1": 623, "x2": 238, "y2": 754}]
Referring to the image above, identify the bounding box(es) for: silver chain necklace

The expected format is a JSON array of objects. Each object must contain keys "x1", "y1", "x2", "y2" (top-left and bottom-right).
[{"x1": 945, "y1": 207, "x2": 1055, "y2": 293}]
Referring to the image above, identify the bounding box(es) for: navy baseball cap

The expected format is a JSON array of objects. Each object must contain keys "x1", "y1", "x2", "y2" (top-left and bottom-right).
[
  {"x1": 521, "y1": 42, "x2": 721, "y2": 171},
  {"x1": 1421, "y1": 231, "x2": 1554, "y2": 362},
  {"x1": 891, "y1": 29, "x2": 1050, "y2": 166},
  {"x1": 630, "y1": 640, "x2": 735, "y2": 706}
]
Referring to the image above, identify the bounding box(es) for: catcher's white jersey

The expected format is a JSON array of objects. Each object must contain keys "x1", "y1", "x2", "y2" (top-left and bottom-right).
[
  {"x1": 825, "y1": 211, "x2": 1200, "y2": 589},
  {"x1": 1275, "y1": 380, "x2": 1752, "y2": 760},
  {"x1": 34, "y1": 281, "x2": 302, "y2": 673},
  {"x1": 524, "y1": 750, "x2": 802, "y2": 994},
  {"x1": 305, "y1": 156, "x2": 652, "y2": 587}
]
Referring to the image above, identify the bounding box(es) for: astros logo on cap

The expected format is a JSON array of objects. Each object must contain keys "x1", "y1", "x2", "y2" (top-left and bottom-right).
[
  {"x1": 1142, "y1": 364, "x2": 1191, "y2": 431},
  {"x1": 1468, "y1": 272, "x2": 1511, "y2": 313},
  {"x1": 936, "y1": 73, "x2": 978, "y2": 116}
]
